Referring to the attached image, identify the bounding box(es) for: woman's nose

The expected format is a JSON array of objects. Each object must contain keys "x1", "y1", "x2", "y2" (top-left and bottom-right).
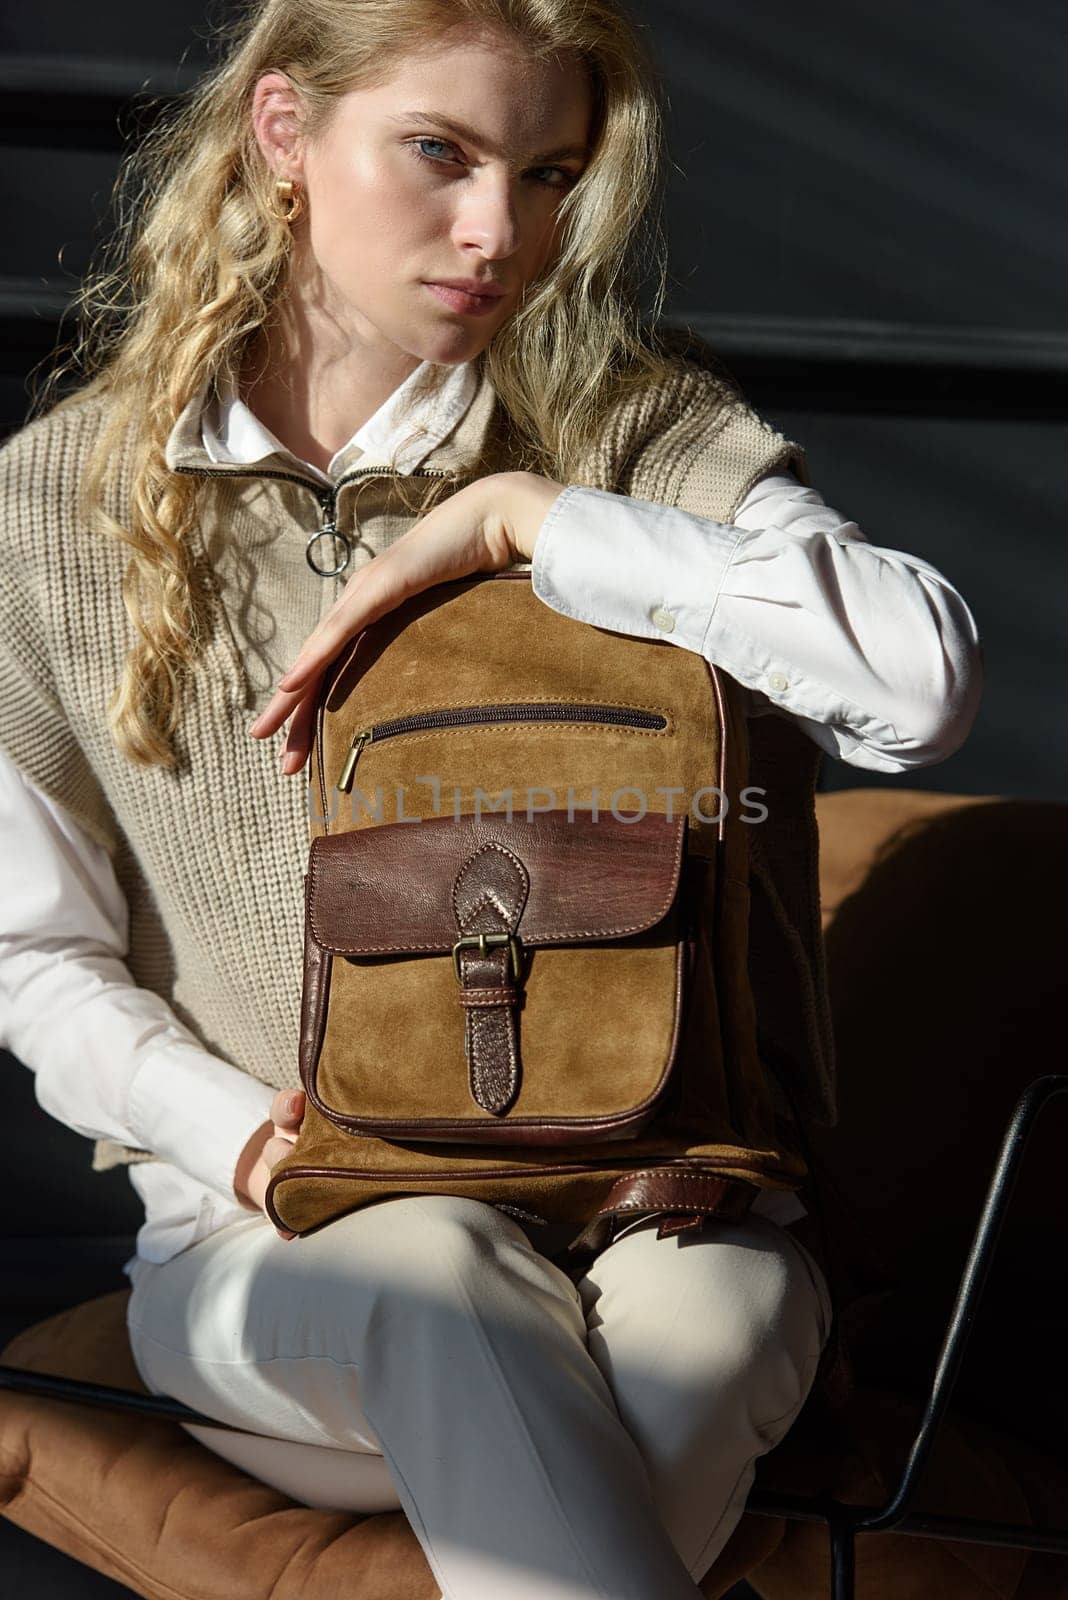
[{"x1": 451, "y1": 171, "x2": 522, "y2": 260}]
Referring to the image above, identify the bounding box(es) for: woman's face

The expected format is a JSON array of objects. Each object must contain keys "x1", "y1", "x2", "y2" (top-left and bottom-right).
[{"x1": 263, "y1": 29, "x2": 593, "y2": 368}]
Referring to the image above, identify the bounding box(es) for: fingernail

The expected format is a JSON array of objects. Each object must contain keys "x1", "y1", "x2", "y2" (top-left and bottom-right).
[
  {"x1": 280, "y1": 751, "x2": 300, "y2": 775},
  {"x1": 286, "y1": 1092, "x2": 302, "y2": 1115}
]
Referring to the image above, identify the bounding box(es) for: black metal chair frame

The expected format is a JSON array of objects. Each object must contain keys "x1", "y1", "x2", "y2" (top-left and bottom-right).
[
  {"x1": 746, "y1": 1073, "x2": 1068, "y2": 1597},
  {"x1": 2, "y1": 1074, "x2": 1066, "y2": 1600}
]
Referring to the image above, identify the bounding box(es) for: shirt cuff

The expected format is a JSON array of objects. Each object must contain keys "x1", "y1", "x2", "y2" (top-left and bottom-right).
[
  {"x1": 531, "y1": 484, "x2": 742, "y2": 651},
  {"x1": 127, "y1": 1039, "x2": 278, "y2": 1205}
]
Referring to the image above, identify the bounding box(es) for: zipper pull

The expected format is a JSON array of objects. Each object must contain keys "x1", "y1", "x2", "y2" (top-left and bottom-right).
[
  {"x1": 316, "y1": 488, "x2": 338, "y2": 548},
  {"x1": 338, "y1": 729, "x2": 373, "y2": 793},
  {"x1": 306, "y1": 489, "x2": 351, "y2": 577}
]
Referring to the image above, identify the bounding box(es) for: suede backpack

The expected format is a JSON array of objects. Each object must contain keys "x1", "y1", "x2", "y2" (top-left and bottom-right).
[{"x1": 264, "y1": 569, "x2": 808, "y2": 1250}]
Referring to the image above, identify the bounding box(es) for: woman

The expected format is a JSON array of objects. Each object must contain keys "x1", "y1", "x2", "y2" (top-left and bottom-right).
[{"x1": 0, "y1": 0, "x2": 982, "y2": 1595}]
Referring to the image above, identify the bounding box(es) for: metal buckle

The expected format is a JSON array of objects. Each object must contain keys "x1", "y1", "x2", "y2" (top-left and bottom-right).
[{"x1": 452, "y1": 932, "x2": 523, "y2": 983}]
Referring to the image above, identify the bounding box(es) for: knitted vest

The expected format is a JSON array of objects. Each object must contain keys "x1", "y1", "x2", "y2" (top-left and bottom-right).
[{"x1": 0, "y1": 352, "x2": 834, "y2": 1177}]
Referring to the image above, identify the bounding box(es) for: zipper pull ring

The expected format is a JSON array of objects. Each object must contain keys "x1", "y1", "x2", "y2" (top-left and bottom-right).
[{"x1": 306, "y1": 491, "x2": 352, "y2": 578}]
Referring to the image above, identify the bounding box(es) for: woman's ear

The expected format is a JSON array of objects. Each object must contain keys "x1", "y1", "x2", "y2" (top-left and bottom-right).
[{"x1": 251, "y1": 70, "x2": 307, "y2": 181}]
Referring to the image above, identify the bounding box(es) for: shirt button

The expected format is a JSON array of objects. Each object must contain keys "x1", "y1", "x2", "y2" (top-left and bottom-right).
[
  {"x1": 768, "y1": 670, "x2": 789, "y2": 692},
  {"x1": 650, "y1": 606, "x2": 676, "y2": 634}
]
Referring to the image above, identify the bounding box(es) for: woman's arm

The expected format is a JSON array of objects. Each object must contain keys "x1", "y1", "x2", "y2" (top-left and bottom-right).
[
  {"x1": 0, "y1": 748, "x2": 276, "y2": 1204},
  {"x1": 249, "y1": 468, "x2": 982, "y2": 779},
  {"x1": 529, "y1": 471, "x2": 983, "y2": 774}
]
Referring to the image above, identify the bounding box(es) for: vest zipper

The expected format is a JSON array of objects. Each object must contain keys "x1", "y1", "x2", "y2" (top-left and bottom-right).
[
  {"x1": 310, "y1": 466, "x2": 458, "y2": 557},
  {"x1": 172, "y1": 461, "x2": 458, "y2": 497},
  {"x1": 172, "y1": 461, "x2": 460, "y2": 568},
  {"x1": 336, "y1": 702, "x2": 669, "y2": 793}
]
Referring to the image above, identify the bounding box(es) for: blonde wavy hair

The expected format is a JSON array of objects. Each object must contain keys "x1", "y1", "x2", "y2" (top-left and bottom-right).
[{"x1": 40, "y1": 0, "x2": 686, "y2": 769}]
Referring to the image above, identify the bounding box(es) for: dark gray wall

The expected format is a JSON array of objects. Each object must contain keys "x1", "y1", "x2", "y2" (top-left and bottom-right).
[
  {"x1": 651, "y1": 0, "x2": 1068, "y2": 802},
  {"x1": 659, "y1": 0, "x2": 1068, "y2": 331},
  {"x1": 1, "y1": 0, "x2": 1065, "y2": 803}
]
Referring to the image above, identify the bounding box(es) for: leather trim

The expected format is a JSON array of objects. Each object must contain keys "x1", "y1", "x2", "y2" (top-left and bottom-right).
[
  {"x1": 453, "y1": 839, "x2": 528, "y2": 1115},
  {"x1": 306, "y1": 811, "x2": 686, "y2": 956},
  {"x1": 656, "y1": 1213, "x2": 708, "y2": 1238},
  {"x1": 705, "y1": 662, "x2": 728, "y2": 845},
  {"x1": 595, "y1": 1168, "x2": 759, "y2": 1222},
  {"x1": 298, "y1": 895, "x2": 333, "y2": 1092},
  {"x1": 457, "y1": 986, "x2": 521, "y2": 1005}
]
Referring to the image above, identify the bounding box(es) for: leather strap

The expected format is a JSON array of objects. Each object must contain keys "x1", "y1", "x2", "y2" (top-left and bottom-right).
[
  {"x1": 656, "y1": 1213, "x2": 707, "y2": 1238},
  {"x1": 595, "y1": 1168, "x2": 759, "y2": 1242},
  {"x1": 561, "y1": 1172, "x2": 761, "y2": 1264},
  {"x1": 452, "y1": 841, "x2": 530, "y2": 1115}
]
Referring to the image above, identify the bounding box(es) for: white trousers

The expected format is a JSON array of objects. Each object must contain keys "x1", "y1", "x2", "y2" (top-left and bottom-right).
[{"x1": 125, "y1": 1196, "x2": 831, "y2": 1600}]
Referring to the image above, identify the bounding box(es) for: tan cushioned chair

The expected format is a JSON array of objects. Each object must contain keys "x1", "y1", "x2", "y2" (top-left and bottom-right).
[{"x1": 3, "y1": 788, "x2": 1067, "y2": 1599}]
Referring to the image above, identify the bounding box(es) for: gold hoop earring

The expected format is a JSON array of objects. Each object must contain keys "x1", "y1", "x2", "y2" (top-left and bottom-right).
[{"x1": 274, "y1": 178, "x2": 305, "y2": 225}]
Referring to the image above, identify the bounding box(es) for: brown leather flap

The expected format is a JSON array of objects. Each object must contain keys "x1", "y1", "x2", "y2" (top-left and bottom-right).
[{"x1": 306, "y1": 809, "x2": 686, "y2": 956}]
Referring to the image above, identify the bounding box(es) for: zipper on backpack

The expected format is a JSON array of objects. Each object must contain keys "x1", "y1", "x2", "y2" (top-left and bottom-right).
[{"x1": 336, "y1": 702, "x2": 669, "y2": 793}]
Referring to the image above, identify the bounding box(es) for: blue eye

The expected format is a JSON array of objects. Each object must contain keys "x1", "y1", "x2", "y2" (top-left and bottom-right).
[
  {"x1": 413, "y1": 137, "x2": 453, "y2": 163},
  {"x1": 408, "y1": 137, "x2": 574, "y2": 188}
]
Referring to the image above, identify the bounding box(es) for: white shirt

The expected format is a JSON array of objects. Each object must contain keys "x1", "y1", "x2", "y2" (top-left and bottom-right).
[{"x1": 0, "y1": 360, "x2": 983, "y2": 1276}]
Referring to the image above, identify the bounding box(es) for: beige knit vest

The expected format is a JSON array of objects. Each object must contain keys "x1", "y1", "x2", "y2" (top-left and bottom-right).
[{"x1": 0, "y1": 352, "x2": 832, "y2": 1178}]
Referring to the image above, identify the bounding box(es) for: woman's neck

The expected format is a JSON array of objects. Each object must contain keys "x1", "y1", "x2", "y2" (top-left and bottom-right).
[{"x1": 239, "y1": 299, "x2": 422, "y2": 474}]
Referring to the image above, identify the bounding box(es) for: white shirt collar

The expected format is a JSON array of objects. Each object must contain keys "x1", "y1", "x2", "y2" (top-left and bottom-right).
[{"x1": 201, "y1": 359, "x2": 479, "y2": 486}]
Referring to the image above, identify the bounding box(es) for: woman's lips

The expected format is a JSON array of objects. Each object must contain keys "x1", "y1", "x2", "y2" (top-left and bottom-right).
[{"x1": 425, "y1": 282, "x2": 504, "y2": 316}]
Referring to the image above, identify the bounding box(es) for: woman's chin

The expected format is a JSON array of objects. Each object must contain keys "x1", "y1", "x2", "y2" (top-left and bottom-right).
[
  {"x1": 405, "y1": 314, "x2": 504, "y2": 365},
  {"x1": 416, "y1": 324, "x2": 497, "y2": 363}
]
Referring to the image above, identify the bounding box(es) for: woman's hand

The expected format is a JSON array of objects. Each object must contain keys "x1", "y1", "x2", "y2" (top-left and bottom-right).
[
  {"x1": 246, "y1": 471, "x2": 565, "y2": 773},
  {"x1": 233, "y1": 1087, "x2": 307, "y2": 1241}
]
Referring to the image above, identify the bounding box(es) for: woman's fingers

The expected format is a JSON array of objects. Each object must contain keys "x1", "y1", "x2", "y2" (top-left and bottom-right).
[
  {"x1": 280, "y1": 668, "x2": 326, "y2": 774},
  {"x1": 250, "y1": 1134, "x2": 299, "y2": 1240},
  {"x1": 269, "y1": 1087, "x2": 306, "y2": 1128},
  {"x1": 248, "y1": 588, "x2": 388, "y2": 745},
  {"x1": 248, "y1": 685, "x2": 307, "y2": 743}
]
